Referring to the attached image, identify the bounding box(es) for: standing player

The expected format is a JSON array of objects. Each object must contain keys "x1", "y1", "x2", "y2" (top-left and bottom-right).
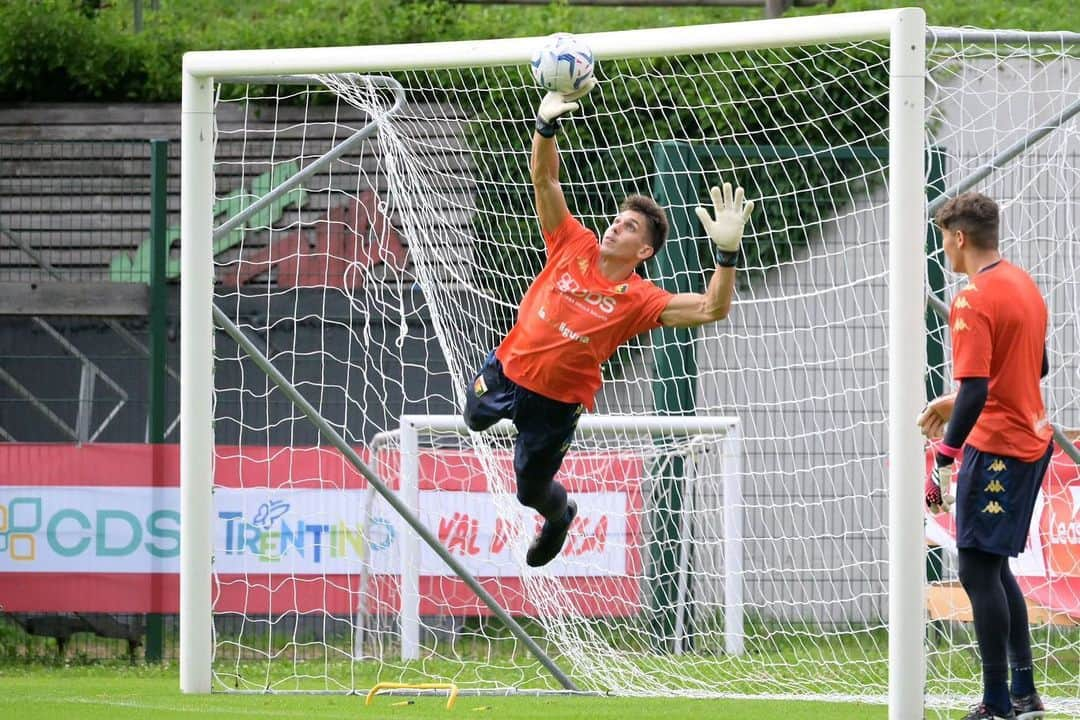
[
  {"x1": 463, "y1": 79, "x2": 754, "y2": 567},
  {"x1": 918, "y1": 192, "x2": 1052, "y2": 720}
]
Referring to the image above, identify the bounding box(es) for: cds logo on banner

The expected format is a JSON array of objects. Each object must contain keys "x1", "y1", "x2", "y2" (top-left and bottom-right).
[
  {"x1": 0, "y1": 493, "x2": 179, "y2": 564},
  {"x1": 0, "y1": 497, "x2": 39, "y2": 561}
]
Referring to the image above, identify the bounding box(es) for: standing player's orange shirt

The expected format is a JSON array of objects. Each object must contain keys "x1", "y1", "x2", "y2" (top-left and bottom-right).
[
  {"x1": 496, "y1": 214, "x2": 673, "y2": 410},
  {"x1": 950, "y1": 259, "x2": 1052, "y2": 461}
]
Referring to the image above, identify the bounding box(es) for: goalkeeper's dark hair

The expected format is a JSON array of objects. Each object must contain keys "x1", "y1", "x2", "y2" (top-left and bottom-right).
[
  {"x1": 621, "y1": 194, "x2": 668, "y2": 261},
  {"x1": 935, "y1": 192, "x2": 999, "y2": 250}
]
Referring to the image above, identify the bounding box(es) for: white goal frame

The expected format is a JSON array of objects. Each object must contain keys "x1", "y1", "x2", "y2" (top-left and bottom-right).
[
  {"x1": 375, "y1": 414, "x2": 744, "y2": 663},
  {"x1": 179, "y1": 8, "x2": 927, "y2": 718}
]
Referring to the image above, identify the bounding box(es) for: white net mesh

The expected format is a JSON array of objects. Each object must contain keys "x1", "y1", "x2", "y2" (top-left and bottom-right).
[
  {"x1": 923, "y1": 29, "x2": 1080, "y2": 717},
  {"x1": 201, "y1": 25, "x2": 1079, "y2": 714}
]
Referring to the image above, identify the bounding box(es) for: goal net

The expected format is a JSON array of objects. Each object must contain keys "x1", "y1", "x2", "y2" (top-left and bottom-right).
[
  {"x1": 180, "y1": 10, "x2": 1079, "y2": 717},
  {"x1": 923, "y1": 27, "x2": 1080, "y2": 717}
]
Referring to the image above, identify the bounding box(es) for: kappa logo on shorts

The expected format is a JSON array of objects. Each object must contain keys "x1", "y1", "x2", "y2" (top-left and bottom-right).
[
  {"x1": 981, "y1": 501, "x2": 1005, "y2": 514},
  {"x1": 989, "y1": 459, "x2": 1007, "y2": 472},
  {"x1": 473, "y1": 375, "x2": 488, "y2": 396},
  {"x1": 985, "y1": 479, "x2": 1005, "y2": 493}
]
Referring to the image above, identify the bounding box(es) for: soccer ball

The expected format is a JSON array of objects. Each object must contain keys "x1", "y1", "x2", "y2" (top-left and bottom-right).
[{"x1": 529, "y1": 33, "x2": 595, "y2": 94}]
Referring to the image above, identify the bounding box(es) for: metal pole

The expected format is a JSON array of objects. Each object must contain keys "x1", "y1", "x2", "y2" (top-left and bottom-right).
[
  {"x1": 671, "y1": 465, "x2": 695, "y2": 655},
  {"x1": 649, "y1": 140, "x2": 701, "y2": 653},
  {"x1": 764, "y1": 0, "x2": 791, "y2": 19},
  {"x1": 928, "y1": 29, "x2": 1080, "y2": 45},
  {"x1": 924, "y1": 146, "x2": 947, "y2": 403},
  {"x1": 924, "y1": 146, "x2": 948, "y2": 605},
  {"x1": 146, "y1": 138, "x2": 169, "y2": 664},
  {"x1": 399, "y1": 420, "x2": 421, "y2": 661},
  {"x1": 721, "y1": 424, "x2": 744, "y2": 655},
  {"x1": 887, "y1": 9, "x2": 927, "y2": 720},
  {"x1": 403, "y1": 415, "x2": 738, "y2": 435},
  {"x1": 210, "y1": 305, "x2": 580, "y2": 692},
  {"x1": 75, "y1": 363, "x2": 95, "y2": 443},
  {"x1": 179, "y1": 70, "x2": 215, "y2": 695}
]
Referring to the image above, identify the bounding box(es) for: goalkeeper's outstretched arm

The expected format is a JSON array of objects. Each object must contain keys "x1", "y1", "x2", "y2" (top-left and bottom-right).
[
  {"x1": 660, "y1": 265, "x2": 737, "y2": 328},
  {"x1": 660, "y1": 183, "x2": 754, "y2": 328},
  {"x1": 530, "y1": 78, "x2": 597, "y2": 235},
  {"x1": 531, "y1": 131, "x2": 569, "y2": 235}
]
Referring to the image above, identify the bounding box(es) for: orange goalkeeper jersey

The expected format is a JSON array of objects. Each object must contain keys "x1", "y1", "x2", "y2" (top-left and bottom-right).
[
  {"x1": 950, "y1": 259, "x2": 1052, "y2": 461},
  {"x1": 496, "y1": 214, "x2": 672, "y2": 409}
]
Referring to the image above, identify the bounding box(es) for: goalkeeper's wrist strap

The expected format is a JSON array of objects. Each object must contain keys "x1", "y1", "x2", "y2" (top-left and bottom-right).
[
  {"x1": 715, "y1": 250, "x2": 739, "y2": 267},
  {"x1": 935, "y1": 441, "x2": 963, "y2": 461},
  {"x1": 536, "y1": 115, "x2": 558, "y2": 138}
]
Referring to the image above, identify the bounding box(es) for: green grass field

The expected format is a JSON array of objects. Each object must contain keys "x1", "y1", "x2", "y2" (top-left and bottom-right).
[
  {"x1": 0, "y1": 665, "x2": 888, "y2": 720},
  {"x1": 4, "y1": 617, "x2": 1076, "y2": 718},
  {"x1": 2, "y1": 661, "x2": 1067, "y2": 720}
]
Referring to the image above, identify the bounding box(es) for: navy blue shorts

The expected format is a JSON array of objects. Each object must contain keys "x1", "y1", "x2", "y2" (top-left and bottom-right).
[
  {"x1": 463, "y1": 352, "x2": 583, "y2": 501},
  {"x1": 955, "y1": 442, "x2": 1052, "y2": 557}
]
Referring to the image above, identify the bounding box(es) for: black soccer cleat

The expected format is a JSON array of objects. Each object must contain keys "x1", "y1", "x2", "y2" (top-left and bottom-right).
[
  {"x1": 960, "y1": 703, "x2": 1016, "y2": 720},
  {"x1": 1011, "y1": 692, "x2": 1046, "y2": 720},
  {"x1": 526, "y1": 499, "x2": 577, "y2": 568}
]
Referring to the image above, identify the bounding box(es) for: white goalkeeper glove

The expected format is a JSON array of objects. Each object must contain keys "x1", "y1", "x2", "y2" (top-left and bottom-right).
[
  {"x1": 536, "y1": 77, "x2": 598, "y2": 137},
  {"x1": 925, "y1": 462, "x2": 956, "y2": 515},
  {"x1": 694, "y1": 182, "x2": 755, "y2": 267}
]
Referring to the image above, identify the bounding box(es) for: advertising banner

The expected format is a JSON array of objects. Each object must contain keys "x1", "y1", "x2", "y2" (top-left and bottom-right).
[
  {"x1": 0, "y1": 444, "x2": 643, "y2": 616},
  {"x1": 925, "y1": 445, "x2": 1080, "y2": 620}
]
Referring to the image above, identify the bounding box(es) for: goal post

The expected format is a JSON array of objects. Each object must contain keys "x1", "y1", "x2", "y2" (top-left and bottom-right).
[
  {"x1": 179, "y1": 69, "x2": 214, "y2": 697},
  {"x1": 386, "y1": 414, "x2": 745, "y2": 663},
  {"x1": 888, "y1": 11, "x2": 928, "y2": 717},
  {"x1": 178, "y1": 7, "x2": 936, "y2": 714}
]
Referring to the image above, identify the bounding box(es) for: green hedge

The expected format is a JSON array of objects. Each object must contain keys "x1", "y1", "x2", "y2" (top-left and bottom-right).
[
  {"x1": 0, "y1": 0, "x2": 712, "y2": 102},
  {"x1": 0, "y1": 0, "x2": 466, "y2": 101},
  {"x1": 0, "y1": 0, "x2": 147, "y2": 101},
  {"x1": 0, "y1": 0, "x2": 1072, "y2": 102}
]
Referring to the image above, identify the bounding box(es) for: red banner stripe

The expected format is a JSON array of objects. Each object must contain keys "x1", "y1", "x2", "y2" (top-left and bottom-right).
[
  {"x1": 3, "y1": 572, "x2": 640, "y2": 616},
  {"x1": 0, "y1": 444, "x2": 648, "y2": 494}
]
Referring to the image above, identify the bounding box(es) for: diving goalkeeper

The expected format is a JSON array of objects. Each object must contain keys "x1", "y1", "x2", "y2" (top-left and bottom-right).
[{"x1": 463, "y1": 78, "x2": 754, "y2": 567}]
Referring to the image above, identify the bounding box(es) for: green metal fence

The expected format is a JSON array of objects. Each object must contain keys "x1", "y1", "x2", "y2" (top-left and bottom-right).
[{"x1": 0, "y1": 138, "x2": 176, "y2": 664}]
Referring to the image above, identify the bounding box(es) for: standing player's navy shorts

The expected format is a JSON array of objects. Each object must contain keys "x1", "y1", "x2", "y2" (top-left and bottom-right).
[
  {"x1": 462, "y1": 351, "x2": 583, "y2": 517},
  {"x1": 955, "y1": 442, "x2": 1052, "y2": 557}
]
